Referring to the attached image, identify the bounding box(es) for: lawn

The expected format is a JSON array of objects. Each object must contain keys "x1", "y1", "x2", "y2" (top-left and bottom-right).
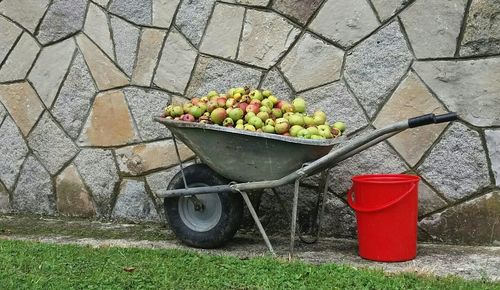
[{"x1": 0, "y1": 240, "x2": 498, "y2": 289}]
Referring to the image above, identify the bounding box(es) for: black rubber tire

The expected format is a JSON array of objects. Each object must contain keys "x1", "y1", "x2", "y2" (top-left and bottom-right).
[{"x1": 164, "y1": 164, "x2": 244, "y2": 248}]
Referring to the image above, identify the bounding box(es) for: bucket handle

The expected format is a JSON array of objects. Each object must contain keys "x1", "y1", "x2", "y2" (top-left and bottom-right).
[{"x1": 347, "y1": 182, "x2": 417, "y2": 213}]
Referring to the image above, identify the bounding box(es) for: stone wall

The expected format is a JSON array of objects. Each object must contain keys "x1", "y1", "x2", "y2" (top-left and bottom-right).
[{"x1": 0, "y1": 0, "x2": 499, "y2": 245}]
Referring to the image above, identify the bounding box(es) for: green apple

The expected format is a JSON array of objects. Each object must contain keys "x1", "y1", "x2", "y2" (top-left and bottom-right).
[
  {"x1": 235, "y1": 123, "x2": 244, "y2": 130},
  {"x1": 313, "y1": 111, "x2": 327, "y2": 125},
  {"x1": 261, "y1": 98, "x2": 273, "y2": 109},
  {"x1": 304, "y1": 115, "x2": 315, "y2": 127},
  {"x1": 257, "y1": 111, "x2": 270, "y2": 122},
  {"x1": 244, "y1": 124, "x2": 256, "y2": 131},
  {"x1": 249, "y1": 116, "x2": 264, "y2": 129},
  {"x1": 265, "y1": 119, "x2": 275, "y2": 126},
  {"x1": 311, "y1": 135, "x2": 325, "y2": 139},
  {"x1": 228, "y1": 108, "x2": 244, "y2": 121},
  {"x1": 207, "y1": 90, "x2": 218, "y2": 97},
  {"x1": 306, "y1": 126, "x2": 319, "y2": 136},
  {"x1": 236, "y1": 119, "x2": 245, "y2": 125},
  {"x1": 235, "y1": 87, "x2": 246, "y2": 95},
  {"x1": 172, "y1": 106, "x2": 184, "y2": 117},
  {"x1": 189, "y1": 106, "x2": 203, "y2": 118},
  {"x1": 332, "y1": 121, "x2": 346, "y2": 133},
  {"x1": 268, "y1": 95, "x2": 278, "y2": 105},
  {"x1": 290, "y1": 125, "x2": 304, "y2": 137},
  {"x1": 262, "y1": 124, "x2": 275, "y2": 133},
  {"x1": 292, "y1": 97, "x2": 306, "y2": 113},
  {"x1": 271, "y1": 108, "x2": 283, "y2": 119},
  {"x1": 262, "y1": 90, "x2": 272, "y2": 98},
  {"x1": 259, "y1": 106, "x2": 271, "y2": 114},
  {"x1": 288, "y1": 113, "x2": 305, "y2": 126},
  {"x1": 245, "y1": 112, "x2": 256, "y2": 122},
  {"x1": 297, "y1": 129, "x2": 311, "y2": 139},
  {"x1": 223, "y1": 118, "x2": 234, "y2": 127},
  {"x1": 274, "y1": 118, "x2": 290, "y2": 134},
  {"x1": 249, "y1": 89, "x2": 263, "y2": 101}
]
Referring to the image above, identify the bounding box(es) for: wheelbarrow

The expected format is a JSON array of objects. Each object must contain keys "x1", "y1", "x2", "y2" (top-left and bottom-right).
[{"x1": 154, "y1": 112, "x2": 458, "y2": 258}]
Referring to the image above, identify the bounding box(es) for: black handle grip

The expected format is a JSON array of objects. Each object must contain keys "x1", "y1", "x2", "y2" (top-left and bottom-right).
[
  {"x1": 408, "y1": 112, "x2": 458, "y2": 128},
  {"x1": 408, "y1": 113, "x2": 435, "y2": 128},
  {"x1": 434, "y1": 112, "x2": 458, "y2": 124}
]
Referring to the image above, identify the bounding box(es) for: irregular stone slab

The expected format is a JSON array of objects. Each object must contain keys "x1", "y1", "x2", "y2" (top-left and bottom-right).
[
  {"x1": 56, "y1": 164, "x2": 96, "y2": 217},
  {"x1": 413, "y1": 58, "x2": 500, "y2": 127},
  {"x1": 74, "y1": 149, "x2": 119, "y2": 216},
  {"x1": 186, "y1": 56, "x2": 263, "y2": 98},
  {"x1": 154, "y1": 28, "x2": 197, "y2": 94},
  {"x1": 109, "y1": 0, "x2": 152, "y2": 26},
  {"x1": 344, "y1": 21, "x2": 413, "y2": 118},
  {"x1": 309, "y1": 0, "x2": 379, "y2": 48},
  {"x1": 238, "y1": 10, "x2": 300, "y2": 69},
  {"x1": 400, "y1": 0, "x2": 467, "y2": 58},
  {"x1": 131, "y1": 28, "x2": 166, "y2": 86},
  {"x1": 0, "y1": 0, "x2": 50, "y2": 33},
  {"x1": 418, "y1": 180, "x2": 448, "y2": 217},
  {"x1": 78, "y1": 90, "x2": 140, "y2": 147},
  {"x1": 419, "y1": 191, "x2": 500, "y2": 245},
  {"x1": 418, "y1": 123, "x2": 490, "y2": 201},
  {"x1": 260, "y1": 68, "x2": 294, "y2": 101},
  {"x1": 76, "y1": 34, "x2": 129, "y2": 90},
  {"x1": 112, "y1": 179, "x2": 160, "y2": 222},
  {"x1": 0, "y1": 15, "x2": 22, "y2": 65},
  {"x1": 373, "y1": 72, "x2": 447, "y2": 166},
  {"x1": 0, "y1": 103, "x2": 6, "y2": 124},
  {"x1": 84, "y1": 3, "x2": 114, "y2": 60},
  {"x1": 28, "y1": 38, "x2": 76, "y2": 107},
  {"x1": 0, "y1": 82, "x2": 44, "y2": 136},
  {"x1": 199, "y1": 3, "x2": 244, "y2": 60},
  {"x1": 299, "y1": 81, "x2": 369, "y2": 133},
  {"x1": 272, "y1": 0, "x2": 323, "y2": 25},
  {"x1": 371, "y1": 0, "x2": 409, "y2": 21},
  {"x1": 0, "y1": 117, "x2": 28, "y2": 190},
  {"x1": 51, "y1": 51, "x2": 98, "y2": 139},
  {"x1": 153, "y1": 0, "x2": 180, "y2": 28},
  {"x1": 12, "y1": 155, "x2": 56, "y2": 214},
  {"x1": 460, "y1": 0, "x2": 500, "y2": 56},
  {"x1": 36, "y1": 0, "x2": 87, "y2": 45},
  {"x1": 328, "y1": 141, "x2": 408, "y2": 194},
  {"x1": 123, "y1": 87, "x2": 171, "y2": 141},
  {"x1": 28, "y1": 112, "x2": 79, "y2": 175},
  {"x1": 280, "y1": 32, "x2": 344, "y2": 92},
  {"x1": 93, "y1": 0, "x2": 110, "y2": 7},
  {"x1": 175, "y1": 0, "x2": 216, "y2": 46},
  {"x1": 0, "y1": 33, "x2": 40, "y2": 82},
  {"x1": 110, "y1": 16, "x2": 140, "y2": 77},
  {"x1": 485, "y1": 130, "x2": 500, "y2": 186},
  {"x1": 0, "y1": 182, "x2": 9, "y2": 213},
  {"x1": 221, "y1": 0, "x2": 268, "y2": 7},
  {"x1": 115, "y1": 140, "x2": 194, "y2": 176}
]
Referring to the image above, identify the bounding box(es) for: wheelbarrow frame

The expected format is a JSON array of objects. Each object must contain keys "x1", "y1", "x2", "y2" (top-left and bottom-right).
[{"x1": 154, "y1": 112, "x2": 458, "y2": 258}]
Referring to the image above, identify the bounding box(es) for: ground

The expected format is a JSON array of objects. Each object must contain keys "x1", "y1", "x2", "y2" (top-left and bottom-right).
[{"x1": 0, "y1": 215, "x2": 499, "y2": 282}]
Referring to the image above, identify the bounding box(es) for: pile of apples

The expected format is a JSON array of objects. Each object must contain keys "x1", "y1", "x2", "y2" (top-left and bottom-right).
[{"x1": 162, "y1": 86, "x2": 346, "y2": 139}]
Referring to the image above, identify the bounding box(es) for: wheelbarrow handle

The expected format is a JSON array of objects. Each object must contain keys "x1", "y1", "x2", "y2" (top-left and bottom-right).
[{"x1": 408, "y1": 112, "x2": 458, "y2": 128}]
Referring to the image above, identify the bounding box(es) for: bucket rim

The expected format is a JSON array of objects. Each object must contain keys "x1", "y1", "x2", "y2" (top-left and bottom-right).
[{"x1": 351, "y1": 174, "x2": 420, "y2": 184}]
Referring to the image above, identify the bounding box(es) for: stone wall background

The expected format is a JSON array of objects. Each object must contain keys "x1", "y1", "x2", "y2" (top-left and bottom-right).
[{"x1": 0, "y1": 0, "x2": 499, "y2": 245}]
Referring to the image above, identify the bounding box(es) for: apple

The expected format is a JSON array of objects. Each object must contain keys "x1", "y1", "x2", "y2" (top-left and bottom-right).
[
  {"x1": 288, "y1": 113, "x2": 305, "y2": 126},
  {"x1": 271, "y1": 108, "x2": 283, "y2": 119},
  {"x1": 261, "y1": 98, "x2": 273, "y2": 109},
  {"x1": 262, "y1": 125, "x2": 275, "y2": 133},
  {"x1": 249, "y1": 89, "x2": 263, "y2": 101},
  {"x1": 292, "y1": 97, "x2": 306, "y2": 113},
  {"x1": 172, "y1": 106, "x2": 184, "y2": 117},
  {"x1": 268, "y1": 95, "x2": 278, "y2": 105},
  {"x1": 244, "y1": 124, "x2": 256, "y2": 131},
  {"x1": 257, "y1": 111, "x2": 270, "y2": 122},
  {"x1": 306, "y1": 126, "x2": 319, "y2": 136},
  {"x1": 249, "y1": 116, "x2": 264, "y2": 129},
  {"x1": 262, "y1": 90, "x2": 272, "y2": 98},
  {"x1": 313, "y1": 111, "x2": 327, "y2": 125},
  {"x1": 289, "y1": 125, "x2": 304, "y2": 137},
  {"x1": 207, "y1": 90, "x2": 218, "y2": 97},
  {"x1": 189, "y1": 106, "x2": 203, "y2": 118},
  {"x1": 228, "y1": 108, "x2": 244, "y2": 121},
  {"x1": 245, "y1": 112, "x2": 256, "y2": 122},
  {"x1": 332, "y1": 121, "x2": 346, "y2": 133},
  {"x1": 274, "y1": 118, "x2": 290, "y2": 134},
  {"x1": 304, "y1": 115, "x2": 315, "y2": 127}
]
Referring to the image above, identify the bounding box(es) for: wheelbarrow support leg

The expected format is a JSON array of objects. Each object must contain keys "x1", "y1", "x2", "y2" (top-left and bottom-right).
[
  {"x1": 239, "y1": 191, "x2": 276, "y2": 256},
  {"x1": 289, "y1": 178, "x2": 301, "y2": 260}
]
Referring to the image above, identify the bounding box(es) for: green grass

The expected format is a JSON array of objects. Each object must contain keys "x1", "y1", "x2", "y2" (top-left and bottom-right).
[{"x1": 0, "y1": 240, "x2": 498, "y2": 290}]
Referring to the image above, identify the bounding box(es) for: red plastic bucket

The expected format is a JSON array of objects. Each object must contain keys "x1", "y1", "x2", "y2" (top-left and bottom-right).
[{"x1": 347, "y1": 174, "x2": 420, "y2": 262}]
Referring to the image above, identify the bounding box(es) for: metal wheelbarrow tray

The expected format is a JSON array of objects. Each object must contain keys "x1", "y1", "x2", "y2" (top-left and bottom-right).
[{"x1": 154, "y1": 112, "x2": 458, "y2": 258}]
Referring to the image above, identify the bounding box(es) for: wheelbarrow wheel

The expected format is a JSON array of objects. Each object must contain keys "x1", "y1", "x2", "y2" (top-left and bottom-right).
[{"x1": 164, "y1": 163, "x2": 244, "y2": 248}]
